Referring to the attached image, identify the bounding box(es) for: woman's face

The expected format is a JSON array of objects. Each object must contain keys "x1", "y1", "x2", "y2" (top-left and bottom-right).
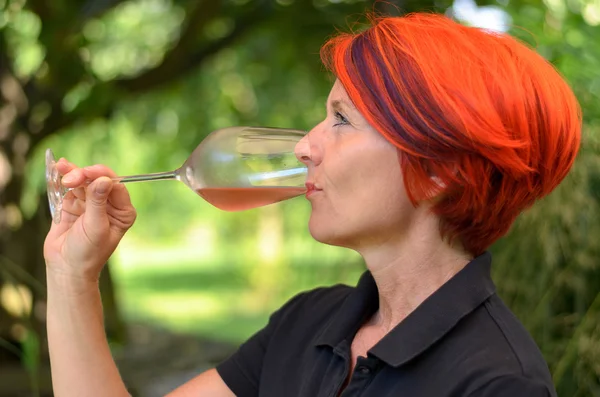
[{"x1": 296, "y1": 80, "x2": 417, "y2": 250}]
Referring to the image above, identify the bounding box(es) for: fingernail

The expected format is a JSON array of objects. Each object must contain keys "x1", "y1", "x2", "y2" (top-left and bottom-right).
[
  {"x1": 95, "y1": 179, "x2": 110, "y2": 195},
  {"x1": 62, "y1": 174, "x2": 75, "y2": 184}
]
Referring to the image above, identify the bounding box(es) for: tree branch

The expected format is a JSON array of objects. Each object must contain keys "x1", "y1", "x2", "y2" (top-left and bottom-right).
[
  {"x1": 24, "y1": 0, "x2": 272, "y2": 152},
  {"x1": 116, "y1": 0, "x2": 224, "y2": 92},
  {"x1": 28, "y1": 1, "x2": 273, "y2": 147},
  {"x1": 117, "y1": 8, "x2": 264, "y2": 92},
  {"x1": 24, "y1": 0, "x2": 53, "y2": 21},
  {"x1": 79, "y1": 0, "x2": 128, "y2": 21}
]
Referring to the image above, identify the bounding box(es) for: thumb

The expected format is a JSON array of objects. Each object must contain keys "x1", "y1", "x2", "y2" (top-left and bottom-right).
[{"x1": 84, "y1": 177, "x2": 114, "y2": 237}]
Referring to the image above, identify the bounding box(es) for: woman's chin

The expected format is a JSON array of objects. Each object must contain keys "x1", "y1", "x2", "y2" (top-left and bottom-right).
[
  {"x1": 308, "y1": 218, "x2": 332, "y2": 244},
  {"x1": 308, "y1": 218, "x2": 352, "y2": 248}
]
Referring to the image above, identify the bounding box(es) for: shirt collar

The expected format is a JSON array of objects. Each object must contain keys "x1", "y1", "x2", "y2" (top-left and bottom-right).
[{"x1": 314, "y1": 252, "x2": 496, "y2": 368}]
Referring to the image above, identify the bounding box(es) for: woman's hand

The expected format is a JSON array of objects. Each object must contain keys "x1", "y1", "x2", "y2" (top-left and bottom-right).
[{"x1": 43, "y1": 158, "x2": 137, "y2": 284}]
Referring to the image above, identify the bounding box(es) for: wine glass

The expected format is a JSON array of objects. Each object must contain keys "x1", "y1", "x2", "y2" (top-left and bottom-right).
[{"x1": 46, "y1": 126, "x2": 308, "y2": 224}]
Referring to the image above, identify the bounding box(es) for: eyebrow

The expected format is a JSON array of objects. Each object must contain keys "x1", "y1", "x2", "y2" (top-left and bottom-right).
[{"x1": 329, "y1": 99, "x2": 357, "y2": 112}]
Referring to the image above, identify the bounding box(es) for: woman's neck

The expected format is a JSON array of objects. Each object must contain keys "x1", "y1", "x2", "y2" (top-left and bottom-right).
[{"x1": 358, "y1": 221, "x2": 473, "y2": 332}]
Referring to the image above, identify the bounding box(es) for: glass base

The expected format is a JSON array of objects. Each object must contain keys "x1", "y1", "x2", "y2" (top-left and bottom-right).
[{"x1": 46, "y1": 149, "x2": 66, "y2": 224}]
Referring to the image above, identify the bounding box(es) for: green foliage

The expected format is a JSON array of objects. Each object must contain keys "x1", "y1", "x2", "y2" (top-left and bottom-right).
[
  {"x1": 2, "y1": 6, "x2": 44, "y2": 78},
  {"x1": 82, "y1": 0, "x2": 186, "y2": 80}
]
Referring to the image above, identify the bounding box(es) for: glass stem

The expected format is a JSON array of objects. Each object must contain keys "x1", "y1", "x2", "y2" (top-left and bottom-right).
[
  {"x1": 112, "y1": 169, "x2": 179, "y2": 184},
  {"x1": 61, "y1": 169, "x2": 180, "y2": 199}
]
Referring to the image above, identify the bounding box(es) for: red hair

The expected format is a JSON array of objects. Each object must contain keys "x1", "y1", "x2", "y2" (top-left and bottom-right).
[{"x1": 321, "y1": 13, "x2": 581, "y2": 255}]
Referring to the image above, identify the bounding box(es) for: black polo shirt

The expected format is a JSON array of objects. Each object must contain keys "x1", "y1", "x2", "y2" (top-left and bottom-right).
[{"x1": 216, "y1": 252, "x2": 557, "y2": 396}]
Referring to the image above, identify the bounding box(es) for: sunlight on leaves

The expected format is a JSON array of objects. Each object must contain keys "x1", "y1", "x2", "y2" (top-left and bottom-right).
[
  {"x1": 3, "y1": 9, "x2": 44, "y2": 78},
  {"x1": 0, "y1": 283, "x2": 31, "y2": 318},
  {"x1": 83, "y1": 0, "x2": 185, "y2": 80}
]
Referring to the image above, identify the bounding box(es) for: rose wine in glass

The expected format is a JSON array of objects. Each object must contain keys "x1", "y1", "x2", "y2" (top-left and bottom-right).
[
  {"x1": 196, "y1": 187, "x2": 307, "y2": 212},
  {"x1": 46, "y1": 126, "x2": 308, "y2": 224}
]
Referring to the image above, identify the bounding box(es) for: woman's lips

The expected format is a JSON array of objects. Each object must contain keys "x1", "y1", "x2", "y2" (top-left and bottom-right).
[{"x1": 305, "y1": 182, "x2": 322, "y2": 197}]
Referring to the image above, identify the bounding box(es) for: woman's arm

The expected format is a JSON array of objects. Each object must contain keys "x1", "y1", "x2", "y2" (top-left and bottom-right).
[
  {"x1": 44, "y1": 160, "x2": 138, "y2": 397},
  {"x1": 46, "y1": 274, "x2": 131, "y2": 397},
  {"x1": 166, "y1": 369, "x2": 235, "y2": 397},
  {"x1": 47, "y1": 274, "x2": 235, "y2": 397},
  {"x1": 43, "y1": 160, "x2": 235, "y2": 396}
]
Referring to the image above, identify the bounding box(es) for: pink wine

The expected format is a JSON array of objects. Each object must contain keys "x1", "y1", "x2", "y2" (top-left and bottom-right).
[{"x1": 196, "y1": 186, "x2": 307, "y2": 211}]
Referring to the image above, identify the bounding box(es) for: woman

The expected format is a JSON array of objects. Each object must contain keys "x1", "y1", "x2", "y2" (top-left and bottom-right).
[{"x1": 43, "y1": 12, "x2": 580, "y2": 397}]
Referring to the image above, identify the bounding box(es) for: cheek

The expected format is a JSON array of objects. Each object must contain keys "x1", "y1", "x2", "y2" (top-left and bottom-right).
[
  {"x1": 350, "y1": 149, "x2": 412, "y2": 224},
  {"x1": 354, "y1": 170, "x2": 409, "y2": 222},
  {"x1": 321, "y1": 147, "x2": 408, "y2": 218},
  {"x1": 306, "y1": 148, "x2": 411, "y2": 247},
  {"x1": 353, "y1": 148, "x2": 405, "y2": 200},
  {"x1": 324, "y1": 142, "x2": 383, "y2": 192}
]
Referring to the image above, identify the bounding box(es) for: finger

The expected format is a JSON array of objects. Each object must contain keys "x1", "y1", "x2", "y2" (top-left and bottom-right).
[
  {"x1": 60, "y1": 163, "x2": 117, "y2": 190},
  {"x1": 82, "y1": 164, "x2": 118, "y2": 179},
  {"x1": 58, "y1": 157, "x2": 76, "y2": 167},
  {"x1": 106, "y1": 200, "x2": 137, "y2": 232},
  {"x1": 46, "y1": 194, "x2": 81, "y2": 239},
  {"x1": 61, "y1": 168, "x2": 87, "y2": 188},
  {"x1": 82, "y1": 165, "x2": 133, "y2": 210},
  {"x1": 55, "y1": 158, "x2": 78, "y2": 175},
  {"x1": 70, "y1": 186, "x2": 87, "y2": 201},
  {"x1": 83, "y1": 176, "x2": 114, "y2": 242},
  {"x1": 106, "y1": 182, "x2": 134, "y2": 211},
  {"x1": 62, "y1": 193, "x2": 86, "y2": 217},
  {"x1": 46, "y1": 159, "x2": 81, "y2": 234}
]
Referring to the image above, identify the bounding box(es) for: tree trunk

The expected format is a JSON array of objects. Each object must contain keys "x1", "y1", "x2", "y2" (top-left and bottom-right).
[
  {"x1": 101, "y1": 263, "x2": 127, "y2": 343},
  {"x1": 0, "y1": 182, "x2": 127, "y2": 366}
]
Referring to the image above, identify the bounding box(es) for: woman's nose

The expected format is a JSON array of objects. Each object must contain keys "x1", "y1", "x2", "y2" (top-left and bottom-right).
[{"x1": 294, "y1": 133, "x2": 311, "y2": 165}]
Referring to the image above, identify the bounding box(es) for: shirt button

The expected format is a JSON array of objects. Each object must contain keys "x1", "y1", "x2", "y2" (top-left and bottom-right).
[{"x1": 357, "y1": 366, "x2": 371, "y2": 374}]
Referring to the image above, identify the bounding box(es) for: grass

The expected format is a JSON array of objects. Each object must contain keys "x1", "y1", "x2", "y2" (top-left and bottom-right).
[{"x1": 111, "y1": 238, "x2": 364, "y2": 344}]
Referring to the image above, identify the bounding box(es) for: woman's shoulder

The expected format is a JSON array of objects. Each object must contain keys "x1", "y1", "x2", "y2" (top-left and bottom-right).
[
  {"x1": 272, "y1": 282, "x2": 355, "y2": 322},
  {"x1": 480, "y1": 295, "x2": 552, "y2": 377},
  {"x1": 447, "y1": 293, "x2": 555, "y2": 392},
  {"x1": 257, "y1": 282, "x2": 358, "y2": 348}
]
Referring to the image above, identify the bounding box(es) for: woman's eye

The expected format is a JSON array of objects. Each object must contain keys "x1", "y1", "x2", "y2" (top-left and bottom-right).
[{"x1": 333, "y1": 111, "x2": 349, "y2": 127}]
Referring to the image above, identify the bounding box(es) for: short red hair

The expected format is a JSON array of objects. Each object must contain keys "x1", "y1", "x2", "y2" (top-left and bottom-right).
[{"x1": 321, "y1": 13, "x2": 581, "y2": 255}]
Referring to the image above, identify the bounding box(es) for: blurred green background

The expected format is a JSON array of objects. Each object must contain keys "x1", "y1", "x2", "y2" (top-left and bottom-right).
[{"x1": 0, "y1": 0, "x2": 599, "y2": 396}]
